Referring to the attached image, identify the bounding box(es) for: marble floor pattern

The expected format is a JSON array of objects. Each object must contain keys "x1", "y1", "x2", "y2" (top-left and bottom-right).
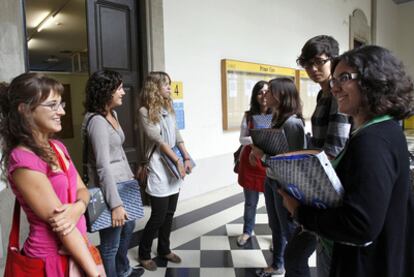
[{"x1": 125, "y1": 186, "x2": 316, "y2": 277}]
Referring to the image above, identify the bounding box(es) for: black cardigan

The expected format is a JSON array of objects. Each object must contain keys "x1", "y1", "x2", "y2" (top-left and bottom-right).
[{"x1": 297, "y1": 119, "x2": 414, "y2": 277}]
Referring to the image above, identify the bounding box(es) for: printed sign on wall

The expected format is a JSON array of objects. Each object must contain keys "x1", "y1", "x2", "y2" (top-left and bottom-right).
[{"x1": 171, "y1": 81, "x2": 185, "y2": 129}]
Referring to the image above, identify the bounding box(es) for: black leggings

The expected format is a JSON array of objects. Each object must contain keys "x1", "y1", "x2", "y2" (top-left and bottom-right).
[{"x1": 138, "y1": 193, "x2": 179, "y2": 260}]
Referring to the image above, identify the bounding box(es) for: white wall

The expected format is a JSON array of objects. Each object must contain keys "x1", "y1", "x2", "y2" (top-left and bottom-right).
[
  {"x1": 375, "y1": 0, "x2": 414, "y2": 84},
  {"x1": 397, "y1": 2, "x2": 414, "y2": 79},
  {"x1": 163, "y1": 0, "x2": 370, "y2": 159},
  {"x1": 162, "y1": 0, "x2": 371, "y2": 198}
]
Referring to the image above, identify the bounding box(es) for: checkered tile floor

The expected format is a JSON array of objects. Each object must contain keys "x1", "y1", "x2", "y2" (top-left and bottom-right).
[{"x1": 126, "y1": 190, "x2": 317, "y2": 277}]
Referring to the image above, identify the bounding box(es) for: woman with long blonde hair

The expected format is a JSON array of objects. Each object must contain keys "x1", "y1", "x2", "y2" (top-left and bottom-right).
[{"x1": 137, "y1": 71, "x2": 193, "y2": 271}]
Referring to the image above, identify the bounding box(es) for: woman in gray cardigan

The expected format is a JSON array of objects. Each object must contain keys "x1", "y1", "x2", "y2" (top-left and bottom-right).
[
  {"x1": 83, "y1": 70, "x2": 143, "y2": 277},
  {"x1": 137, "y1": 71, "x2": 193, "y2": 271}
]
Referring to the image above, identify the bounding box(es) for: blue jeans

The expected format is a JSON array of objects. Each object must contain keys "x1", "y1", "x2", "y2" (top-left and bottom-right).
[
  {"x1": 243, "y1": 188, "x2": 260, "y2": 235},
  {"x1": 99, "y1": 220, "x2": 135, "y2": 277},
  {"x1": 264, "y1": 177, "x2": 295, "y2": 269}
]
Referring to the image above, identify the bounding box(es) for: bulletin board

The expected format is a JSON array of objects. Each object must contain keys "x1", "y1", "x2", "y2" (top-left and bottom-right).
[
  {"x1": 295, "y1": 70, "x2": 320, "y2": 120},
  {"x1": 221, "y1": 59, "x2": 296, "y2": 130}
]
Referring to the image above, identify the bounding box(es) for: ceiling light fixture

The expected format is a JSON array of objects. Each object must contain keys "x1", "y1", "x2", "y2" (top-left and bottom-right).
[
  {"x1": 34, "y1": 0, "x2": 71, "y2": 33},
  {"x1": 36, "y1": 13, "x2": 56, "y2": 32}
]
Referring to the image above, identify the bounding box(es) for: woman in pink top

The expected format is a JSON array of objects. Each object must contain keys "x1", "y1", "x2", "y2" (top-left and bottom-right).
[{"x1": 0, "y1": 73, "x2": 100, "y2": 276}]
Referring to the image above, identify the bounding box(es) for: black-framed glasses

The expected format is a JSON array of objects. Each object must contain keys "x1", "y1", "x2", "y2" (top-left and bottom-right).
[
  {"x1": 329, "y1": 72, "x2": 359, "y2": 88},
  {"x1": 39, "y1": 101, "x2": 66, "y2": 111},
  {"x1": 302, "y1": 58, "x2": 330, "y2": 69}
]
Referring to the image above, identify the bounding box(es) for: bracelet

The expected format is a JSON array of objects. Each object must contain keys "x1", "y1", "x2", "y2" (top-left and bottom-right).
[
  {"x1": 184, "y1": 157, "x2": 190, "y2": 161},
  {"x1": 175, "y1": 157, "x2": 180, "y2": 163}
]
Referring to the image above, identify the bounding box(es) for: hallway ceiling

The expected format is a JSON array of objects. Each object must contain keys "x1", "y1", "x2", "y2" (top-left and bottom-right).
[{"x1": 25, "y1": 0, "x2": 87, "y2": 72}]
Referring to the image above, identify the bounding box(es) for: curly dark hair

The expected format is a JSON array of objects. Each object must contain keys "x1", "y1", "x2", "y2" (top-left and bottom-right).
[
  {"x1": 84, "y1": 70, "x2": 122, "y2": 115},
  {"x1": 268, "y1": 77, "x2": 304, "y2": 128},
  {"x1": 0, "y1": 73, "x2": 64, "y2": 175},
  {"x1": 245, "y1": 80, "x2": 271, "y2": 118},
  {"x1": 297, "y1": 35, "x2": 339, "y2": 67},
  {"x1": 331, "y1": 45, "x2": 413, "y2": 120}
]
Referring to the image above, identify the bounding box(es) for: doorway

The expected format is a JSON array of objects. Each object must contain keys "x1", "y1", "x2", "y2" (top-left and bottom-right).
[
  {"x1": 24, "y1": 0, "x2": 89, "y2": 168},
  {"x1": 24, "y1": 0, "x2": 144, "y2": 171}
]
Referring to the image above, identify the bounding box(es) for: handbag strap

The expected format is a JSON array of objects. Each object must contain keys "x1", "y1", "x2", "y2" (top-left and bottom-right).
[
  {"x1": 8, "y1": 200, "x2": 21, "y2": 248},
  {"x1": 49, "y1": 141, "x2": 73, "y2": 203},
  {"x1": 82, "y1": 114, "x2": 99, "y2": 184}
]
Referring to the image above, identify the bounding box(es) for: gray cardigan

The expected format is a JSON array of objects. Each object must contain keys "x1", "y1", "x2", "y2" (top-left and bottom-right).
[
  {"x1": 136, "y1": 106, "x2": 184, "y2": 165},
  {"x1": 83, "y1": 112, "x2": 133, "y2": 209}
]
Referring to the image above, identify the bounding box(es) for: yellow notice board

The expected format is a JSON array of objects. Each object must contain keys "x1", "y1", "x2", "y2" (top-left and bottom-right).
[
  {"x1": 295, "y1": 70, "x2": 319, "y2": 120},
  {"x1": 404, "y1": 115, "x2": 414, "y2": 129},
  {"x1": 221, "y1": 59, "x2": 296, "y2": 130}
]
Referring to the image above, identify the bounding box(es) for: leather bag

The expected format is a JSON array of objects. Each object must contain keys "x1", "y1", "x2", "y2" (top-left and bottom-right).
[
  {"x1": 4, "y1": 201, "x2": 46, "y2": 277},
  {"x1": 233, "y1": 145, "x2": 243, "y2": 173}
]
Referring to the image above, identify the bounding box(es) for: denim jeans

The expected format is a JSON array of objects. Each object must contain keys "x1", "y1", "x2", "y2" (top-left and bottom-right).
[
  {"x1": 139, "y1": 193, "x2": 179, "y2": 260},
  {"x1": 99, "y1": 220, "x2": 135, "y2": 277},
  {"x1": 264, "y1": 177, "x2": 295, "y2": 269},
  {"x1": 284, "y1": 227, "x2": 317, "y2": 277},
  {"x1": 243, "y1": 188, "x2": 260, "y2": 235}
]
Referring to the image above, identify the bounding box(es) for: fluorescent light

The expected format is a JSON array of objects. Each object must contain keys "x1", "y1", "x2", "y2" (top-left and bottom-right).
[{"x1": 37, "y1": 14, "x2": 56, "y2": 32}]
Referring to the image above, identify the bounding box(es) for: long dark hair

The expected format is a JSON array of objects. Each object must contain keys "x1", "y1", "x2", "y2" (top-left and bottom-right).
[
  {"x1": 331, "y1": 45, "x2": 413, "y2": 120},
  {"x1": 84, "y1": 70, "x2": 122, "y2": 115},
  {"x1": 0, "y1": 73, "x2": 64, "y2": 174},
  {"x1": 245, "y1": 80, "x2": 271, "y2": 119},
  {"x1": 268, "y1": 78, "x2": 304, "y2": 128}
]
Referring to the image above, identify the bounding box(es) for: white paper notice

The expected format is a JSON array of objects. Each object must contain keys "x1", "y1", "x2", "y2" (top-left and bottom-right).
[
  {"x1": 307, "y1": 82, "x2": 320, "y2": 97},
  {"x1": 229, "y1": 79, "x2": 238, "y2": 98},
  {"x1": 244, "y1": 80, "x2": 256, "y2": 96}
]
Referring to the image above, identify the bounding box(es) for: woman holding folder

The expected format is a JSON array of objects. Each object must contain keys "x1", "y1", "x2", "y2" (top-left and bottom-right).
[
  {"x1": 236, "y1": 80, "x2": 271, "y2": 247},
  {"x1": 280, "y1": 45, "x2": 414, "y2": 277},
  {"x1": 251, "y1": 77, "x2": 306, "y2": 276},
  {"x1": 137, "y1": 71, "x2": 193, "y2": 271}
]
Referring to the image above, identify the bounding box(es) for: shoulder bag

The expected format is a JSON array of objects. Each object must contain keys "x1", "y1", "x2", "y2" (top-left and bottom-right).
[{"x1": 4, "y1": 200, "x2": 46, "y2": 277}]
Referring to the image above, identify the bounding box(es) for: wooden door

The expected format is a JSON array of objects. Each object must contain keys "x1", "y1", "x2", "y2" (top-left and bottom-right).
[{"x1": 86, "y1": 0, "x2": 140, "y2": 169}]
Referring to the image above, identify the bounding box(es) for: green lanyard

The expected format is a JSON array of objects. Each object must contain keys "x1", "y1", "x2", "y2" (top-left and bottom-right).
[{"x1": 331, "y1": 115, "x2": 393, "y2": 169}]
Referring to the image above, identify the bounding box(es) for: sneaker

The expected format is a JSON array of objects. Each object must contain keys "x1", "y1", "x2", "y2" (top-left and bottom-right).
[
  {"x1": 139, "y1": 259, "x2": 157, "y2": 271},
  {"x1": 236, "y1": 233, "x2": 251, "y2": 246},
  {"x1": 162, "y1": 252, "x2": 182, "y2": 263},
  {"x1": 129, "y1": 266, "x2": 145, "y2": 277},
  {"x1": 256, "y1": 266, "x2": 285, "y2": 276}
]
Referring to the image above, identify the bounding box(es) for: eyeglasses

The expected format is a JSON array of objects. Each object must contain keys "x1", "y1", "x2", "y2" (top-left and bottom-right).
[
  {"x1": 302, "y1": 58, "x2": 330, "y2": 69},
  {"x1": 329, "y1": 72, "x2": 359, "y2": 88},
  {"x1": 39, "y1": 101, "x2": 66, "y2": 111}
]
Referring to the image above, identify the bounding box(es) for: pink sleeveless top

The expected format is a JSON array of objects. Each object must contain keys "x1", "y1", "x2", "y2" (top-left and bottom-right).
[{"x1": 8, "y1": 140, "x2": 87, "y2": 277}]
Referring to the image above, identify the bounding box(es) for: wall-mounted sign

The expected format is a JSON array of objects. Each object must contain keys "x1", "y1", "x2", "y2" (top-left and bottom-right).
[
  {"x1": 171, "y1": 81, "x2": 185, "y2": 129},
  {"x1": 171, "y1": 81, "x2": 183, "y2": 100}
]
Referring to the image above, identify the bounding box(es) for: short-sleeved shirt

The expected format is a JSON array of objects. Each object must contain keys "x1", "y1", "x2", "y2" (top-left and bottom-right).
[{"x1": 8, "y1": 140, "x2": 86, "y2": 277}]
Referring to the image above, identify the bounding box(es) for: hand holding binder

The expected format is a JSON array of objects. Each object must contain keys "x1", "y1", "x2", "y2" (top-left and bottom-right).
[
  {"x1": 160, "y1": 146, "x2": 196, "y2": 179},
  {"x1": 267, "y1": 150, "x2": 344, "y2": 208},
  {"x1": 250, "y1": 128, "x2": 289, "y2": 156}
]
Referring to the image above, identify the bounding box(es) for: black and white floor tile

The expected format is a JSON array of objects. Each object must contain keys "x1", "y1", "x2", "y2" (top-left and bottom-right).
[{"x1": 125, "y1": 186, "x2": 316, "y2": 277}]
